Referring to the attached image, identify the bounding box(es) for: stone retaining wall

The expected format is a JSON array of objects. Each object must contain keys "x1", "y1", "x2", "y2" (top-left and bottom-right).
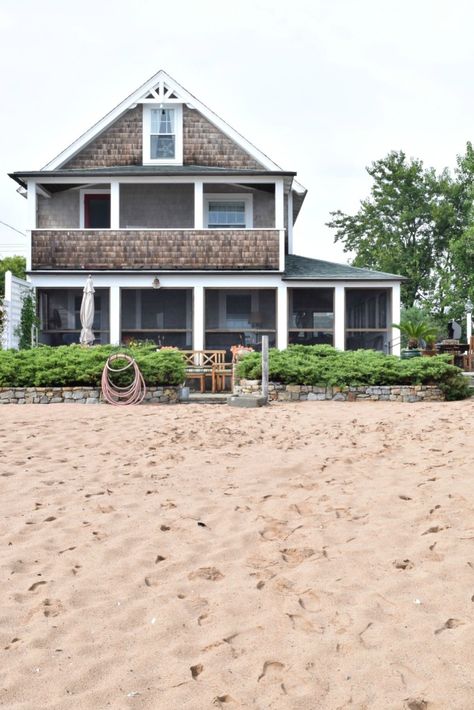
[
  {"x1": 0, "y1": 386, "x2": 180, "y2": 405},
  {"x1": 234, "y1": 380, "x2": 444, "y2": 402}
]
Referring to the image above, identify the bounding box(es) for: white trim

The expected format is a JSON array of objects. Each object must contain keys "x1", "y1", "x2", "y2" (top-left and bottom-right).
[
  {"x1": 275, "y1": 179, "x2": 284, "y2": 230},
  {"x1": 32, "y1": 227, "x2": 276, "y2": 232},
  {"x1": 142, "y1": 103, "x2": 183, "y2": 165},
  {"x1": 109, "y1": 285, "x2": 120, "y2": 344},
  {"x1": 27, "y1": 180, "x2": 37, "y2": 230},
  {"x1": 203, "y1": 194, "x2": 253, "y2": 229},
  {"x1": 391, "y1": 282, "x2": 401, "y2": 356},
  {"x1": 79, "y1": 188, "x2": 110, "y2": 228},
  {"x1": 287, "y1": 189, "x2": 294, "y2": 254},
  {"x1": 334, "y1": 285, "x2": 345, "y2": 350},
  {"x1": 194, "y1": 180, "x2": 204, "y2": 229},
  {"x1": 193, "y1": 286, "x2": 204, "y2": 350},
  {"x1": 41, "y1": 69, "x2": 305, "y2": 190},
  {"x1": 277, "y1": 286, "x2": 288, "y2": 349},
  {"x1": 34, "y1": 175, "x2": 283, "y2": 185},
  {"x1": 110, "y1": 182, "x2": 120, "y2": 229}
]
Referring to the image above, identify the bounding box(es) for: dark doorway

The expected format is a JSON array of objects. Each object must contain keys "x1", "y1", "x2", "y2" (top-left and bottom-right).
[{"x1": 84, "y1": 194, "x2": 110, "y2": 228}]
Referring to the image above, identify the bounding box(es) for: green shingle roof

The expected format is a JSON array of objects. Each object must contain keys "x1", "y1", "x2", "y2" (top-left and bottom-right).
[{"x1": 284, "y1": 254, "x2": 406, "y2": 281}]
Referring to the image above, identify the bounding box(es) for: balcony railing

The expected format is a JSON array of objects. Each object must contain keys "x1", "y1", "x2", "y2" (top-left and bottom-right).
[{"x1": 31, "y1": 229, "x2": 281, "y2": 271}]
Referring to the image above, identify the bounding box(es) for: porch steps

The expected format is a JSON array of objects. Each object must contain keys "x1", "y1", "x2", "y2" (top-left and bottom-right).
[{"x1": 187, "y1": 393, "x2": 229, "y2": 405}]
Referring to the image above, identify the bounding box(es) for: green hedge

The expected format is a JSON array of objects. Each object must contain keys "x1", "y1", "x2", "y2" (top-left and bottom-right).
[
  {"x1": 236, "y1": 345, "x2": 471, "y2": 401},
  {"x1": 0, "y1": 345, "x2": 186, "y2": 387}
]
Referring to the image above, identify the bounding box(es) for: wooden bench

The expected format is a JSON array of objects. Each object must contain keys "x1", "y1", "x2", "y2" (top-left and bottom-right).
[{"x1": 181, "y1": 350, "x2": 226, "y2": 393}]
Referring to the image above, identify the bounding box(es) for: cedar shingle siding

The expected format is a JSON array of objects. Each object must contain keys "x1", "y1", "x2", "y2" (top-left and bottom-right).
[
  {"x1": 182, "y1": 107, "x2": 262, "y2": 169},
  {"x1": 63, "y1": 107, "x2": 143, "y2": 169},
  {"x1": 32, "y1": 230, "x2": 280, "y2": 270},
  {"x1": 62, "y1": 106, "x2": 263, "y2": 170}
]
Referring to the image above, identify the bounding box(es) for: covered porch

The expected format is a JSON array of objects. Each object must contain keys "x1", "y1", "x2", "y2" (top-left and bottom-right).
[{"x1": 35, "y1": 277, "x2": 400, "y2": 356}]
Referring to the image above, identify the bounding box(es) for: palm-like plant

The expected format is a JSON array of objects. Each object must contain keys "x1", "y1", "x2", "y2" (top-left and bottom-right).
[{"x1": 392, "y1": 319, "x2": 438, "y2": 349}]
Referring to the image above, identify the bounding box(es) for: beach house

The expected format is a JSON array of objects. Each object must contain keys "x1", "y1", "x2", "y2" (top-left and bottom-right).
[{"x1": 9, "y1": 70, "x2": 403, "y2": 354}]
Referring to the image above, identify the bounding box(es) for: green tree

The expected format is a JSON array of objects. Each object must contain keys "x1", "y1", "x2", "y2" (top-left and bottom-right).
[
  {"x1": 326, "y1": 151, "x2": 459, "y2": 310},
  {"x1": 0, "y1": 255, "x2": 26, "y2": 295}
]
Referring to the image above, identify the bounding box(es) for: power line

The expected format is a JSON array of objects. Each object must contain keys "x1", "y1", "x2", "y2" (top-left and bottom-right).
[{"x1": 0, "y1": 219, "x2": 26, "y2": 237}]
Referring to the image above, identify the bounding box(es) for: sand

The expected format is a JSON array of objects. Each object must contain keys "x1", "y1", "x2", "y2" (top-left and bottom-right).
[{"x1": 1, "y1": 400, "x2": 474, "y2": 709}]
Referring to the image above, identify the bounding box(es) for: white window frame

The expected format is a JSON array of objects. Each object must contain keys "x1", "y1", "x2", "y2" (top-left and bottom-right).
[
  {"x1": 79, "y1": 188, "x2": 111, "y2": 229},
  {"x1": 204, "y1": 194, "x2": 253, "y2": 229},
  {"x1": 142, "y1": 104, "x2": 183, "y2": 165}
]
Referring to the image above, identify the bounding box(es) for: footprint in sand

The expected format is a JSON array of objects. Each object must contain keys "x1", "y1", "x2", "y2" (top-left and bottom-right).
[
  {"x1": 189, "y1": 567, "x2": 224, "y2": 581},
  {"x1": 280, "y1": 548, "x2": 315, "y2": 565},
  {"x1": 190, "y1": 663, "x2": 203, "y2": 679},
  {"x1": 28, "y1": 581, "x2": 47, "y2": 592},
  {"x1": 43, "y1": 598, "x2": 64, "y2": 617},
  {"x1": 393, "y1": 559, "x2": 414, "y2": 570},
  {"x1": 213, "y1": 695, "x2": 235, "y2": 706},
  {"x1": 258, "y1": 660, "x2": 285, "y2": 683},
  {"x1": 405, "y1": 699, "x2": 429, "y2": 710},
  {"x1": 434, "y1": 618, "x2": 464, "y2": 635},
  {"x1": 298, "y1": 591, "x2": 321, "y2": 612},
  {"x1": 286, "y1": 613, "x2": 317, "y2": 633}
]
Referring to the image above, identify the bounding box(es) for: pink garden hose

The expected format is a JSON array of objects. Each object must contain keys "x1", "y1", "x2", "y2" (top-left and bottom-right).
[{"x1": 101, "y1": 353, "x2": 146, "y2": 406}]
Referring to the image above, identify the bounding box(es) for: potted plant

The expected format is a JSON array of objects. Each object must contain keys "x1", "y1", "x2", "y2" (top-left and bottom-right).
[{"x1": 393, "y1": 319, "x2": 438, "y2": 359}]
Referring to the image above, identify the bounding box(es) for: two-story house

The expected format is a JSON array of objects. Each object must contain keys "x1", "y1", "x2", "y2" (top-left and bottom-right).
[{"x1": 9, "y1": 70, "x2": 402, "y2": 355}]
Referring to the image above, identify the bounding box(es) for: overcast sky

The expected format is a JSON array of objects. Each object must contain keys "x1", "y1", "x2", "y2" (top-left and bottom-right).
[{"x1": 1, "y1": 0, "x2": 473, "y2": 261}]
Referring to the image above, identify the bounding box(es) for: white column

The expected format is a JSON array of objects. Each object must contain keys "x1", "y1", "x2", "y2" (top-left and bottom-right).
[
  {"x1": 109, "y1": 285, "x2": 121, "y2": 345},
  {"x1": 334, "y1": 285, "x2": 345, "y2": 351},
  {"x1": 110, "y1": 181, "x2": 120, "y2": 229},
  {"x1": 287, "y1": 189, "x2": 294, "y2": 254},
  {"x1": 194, "y1": 180, "x2": 204, "y2": 229},
  {"x1": 277, "y1": 285, "x2": 288, "y2": 350},
  {"x1": 26, "y1": 179, "x2": 37, "y2": 271},
  {"x1": 275, "y1": 179, "x2": 284, "y2": 229},
  {"x1": 391, "y1": 283, "x2": 401, "y2": 356},
  {"x1": 193, "y1": 285, "x2": 204, "y2": 350}
]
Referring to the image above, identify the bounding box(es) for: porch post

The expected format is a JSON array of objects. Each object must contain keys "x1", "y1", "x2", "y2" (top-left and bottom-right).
[
  {"x1": 110, "y1": 181, "x2": 120, "y2": 229},
  {"x1": 193, "y1": 285, "x2": 204, "y2": 350},
  {"x1": 194, "y1": 180, "x2": 204, "y2": 229},
  {"x1": 109, "y1": 285, "x2": 121, "y2": 345},
  {"x1": 287, "y1": 189, "x2": 294, "y2": 254},
  {"x1": 391, "y1": 283, "x2": 401, "y2": 356},
  {"x1": 334, "y1": 285, "x2": 345, "y2": 350},
  {"x1": 277, "y1": 285, "x2": 288, "y2": 350},
  {"x1": 275, "y1": 179, "x2": 284, "y2": 229},
  {"x1": 26, "y1": 179, "x2": 37, "y2": 271}
]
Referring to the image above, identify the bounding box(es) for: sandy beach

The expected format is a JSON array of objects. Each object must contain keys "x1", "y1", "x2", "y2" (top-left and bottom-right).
[{"x1": 1, "y1": 400, "x2": 474, "y2": 709}]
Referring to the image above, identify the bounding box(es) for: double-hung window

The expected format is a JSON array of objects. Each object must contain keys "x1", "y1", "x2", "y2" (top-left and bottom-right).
[
  {"x1": 143, "y1": 104, "x2": 183, "y2": 164},
  {"x1": 204, "y1": 195, "x2": 253, "y2": 228},
  {"x1": 151, "y1": 108, "x2": 175, "y2": 159}
]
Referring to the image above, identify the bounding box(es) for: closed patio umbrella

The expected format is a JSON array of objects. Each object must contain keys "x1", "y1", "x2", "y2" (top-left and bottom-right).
[{"x1": 80, "y1": 275, "x2": 95, "y2": 345}]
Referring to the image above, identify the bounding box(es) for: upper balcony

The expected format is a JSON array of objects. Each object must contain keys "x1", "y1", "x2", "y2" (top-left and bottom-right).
[
  {"x1": 18, "y1": 172, "x2": 294, "y2": 271},
  {"x1": 31, "y1": 228, "x2": 281, "y2": 270}
]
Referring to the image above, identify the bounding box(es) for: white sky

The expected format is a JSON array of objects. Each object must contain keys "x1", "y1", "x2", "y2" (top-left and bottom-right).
[{"x1": 1, "y1": 0, "x2": 473, "y2": 261}]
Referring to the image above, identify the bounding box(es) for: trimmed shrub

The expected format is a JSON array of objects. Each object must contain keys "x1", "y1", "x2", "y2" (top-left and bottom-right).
[
  {"x1": 236, "y1": 345, "x2": 470, "y2": 401},
  {"x1": 0, "y1": 345, "x2": 185, "y2": 388}
]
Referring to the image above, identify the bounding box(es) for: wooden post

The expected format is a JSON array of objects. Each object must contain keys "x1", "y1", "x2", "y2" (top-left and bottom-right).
[{"x1": 261, "y1": 335, "x2": 269, "y2": 402}]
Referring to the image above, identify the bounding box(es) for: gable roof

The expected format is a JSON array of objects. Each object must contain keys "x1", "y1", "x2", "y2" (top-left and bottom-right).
[
  {"x1": 284, "y1": 254, "x2": 406, "y2": 281},
  {"x1": 42, "y1": 70, "x2": 306, "y2": 195}
]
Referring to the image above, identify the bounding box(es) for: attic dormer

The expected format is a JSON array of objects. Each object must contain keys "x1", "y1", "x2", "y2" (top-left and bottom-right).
[{"x1": 139, "y1": 79, "x2": 184, "y2": 165}]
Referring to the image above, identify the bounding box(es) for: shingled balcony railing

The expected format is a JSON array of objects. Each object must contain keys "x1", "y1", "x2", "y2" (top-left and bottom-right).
[{"x1": 31, "y1": 228, "x2": 283, "y2": 271}]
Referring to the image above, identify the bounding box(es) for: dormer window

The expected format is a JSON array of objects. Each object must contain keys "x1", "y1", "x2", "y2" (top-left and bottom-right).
[
  {"x1": 143, "y1": 104, "x2": 183, "y2": 165},
  {"x1": 151, "y1": 109, "x2": 175, "y2": 159}
]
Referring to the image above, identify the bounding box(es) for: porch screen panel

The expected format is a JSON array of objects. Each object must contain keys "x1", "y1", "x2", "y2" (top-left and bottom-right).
[
  {"x1": 345, "y1": 288, "x2": 390, "y2": 352},
  {"x1": 205, "y1": 288, "x2": 276, "y2": 354},
  {"x1": 38, "y1": 288, "x2": 110, "y2": 346},
  {"x1": 288, "y1": 288, "x2": 334, "y2": 345},
  {"x1": 121, "y1": 289, "x2": 192, "y2": 348}
]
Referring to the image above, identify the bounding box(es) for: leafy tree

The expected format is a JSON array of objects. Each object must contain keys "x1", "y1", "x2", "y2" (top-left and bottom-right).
[
  {"x1": 0, "y1": 255, "x2": 26, "y2": 295},
  {"x1": 327, "y1": 151, "x2": 459, "y2": 310}
]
